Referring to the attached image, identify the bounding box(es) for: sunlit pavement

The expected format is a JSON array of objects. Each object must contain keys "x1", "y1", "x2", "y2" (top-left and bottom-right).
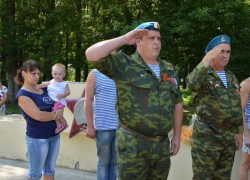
[{"x1": 0, "y1": 158, "x2": 96, "y2": 180}]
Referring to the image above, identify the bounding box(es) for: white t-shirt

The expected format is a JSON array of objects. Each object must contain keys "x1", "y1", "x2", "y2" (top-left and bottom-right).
[{"x1": 47, "y1": 79, "x2": 68, "y2": 105}]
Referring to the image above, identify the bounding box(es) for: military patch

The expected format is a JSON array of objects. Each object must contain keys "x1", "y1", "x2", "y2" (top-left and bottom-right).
[
  {"x1": 233, "y1": 83, "x2": 241, "y2": 95},
  {"x1": 171, "y1": 78, "x2": 177, "y2": 85},
  {"x1": 154, "y1": 22, "x2": 160, "y2": 30},
  {"x1": 213, "y1": 83, "x2": 220, "y2": 89},
  {"x1": 233, "y1": 83, "x2": 240, "y2": 89},
  {"x1": 221, "y1": 37, "x2": 226, "y2": 42},
  {"x1": 141, "y1": 74, "x2": 144, "y2": 81}
]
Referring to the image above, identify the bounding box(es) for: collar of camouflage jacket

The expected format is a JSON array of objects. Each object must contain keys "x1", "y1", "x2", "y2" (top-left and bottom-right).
[
  {"x1": 207, "y1": 66, "x2": 233, "y2": 84},
  {"x1": 132, "y1": 51, "x2": 174, "y2": 72}
]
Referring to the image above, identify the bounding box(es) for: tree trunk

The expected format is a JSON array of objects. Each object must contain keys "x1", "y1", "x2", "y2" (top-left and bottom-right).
[
  {"x1": 6, "y1": 0, "x2": 18, "y2": 103},
  {"x1": 75, "y1": 0, "x2": 82, "y2": 82},
  {"x1": 43, "y1": 0, "x2": 55, "y2": 81}
]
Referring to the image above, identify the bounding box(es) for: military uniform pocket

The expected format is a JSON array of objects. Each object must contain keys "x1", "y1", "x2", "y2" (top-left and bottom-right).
[
  {"x1": 129, "y1": 78, "x2": 151, "y2": 104},
  {"x1": 193, "y1": 120, "x2": 213, "y2": 138},
  {"x1": 116, "y1": 130, "x2": 127, "y2": 160},
  {"x1": 116, "y1": 129, "x2": 139, "y2": 160},
  {"x1": 130, "y1": 78, "x2": 150, "y2": 89}
]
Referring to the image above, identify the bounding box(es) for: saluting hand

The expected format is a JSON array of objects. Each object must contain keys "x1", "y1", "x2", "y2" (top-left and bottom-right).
[
  {"x1": 124, "y1": 29, "x2": 149, "y2": 45},
  {"x1": 202, "y1": 48, "x2": 222, "y2": 67}
]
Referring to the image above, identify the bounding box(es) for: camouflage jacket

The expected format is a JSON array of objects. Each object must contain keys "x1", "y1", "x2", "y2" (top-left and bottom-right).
[
  {"x1": 186, "y1": 61, "x2": 243, "y2": 133},
  {"x1": 90, "y1": 51, "x2": 183, "y2": 136}
]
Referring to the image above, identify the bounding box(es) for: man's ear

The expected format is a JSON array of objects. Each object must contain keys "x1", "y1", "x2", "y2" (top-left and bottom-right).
[{"x1": 136, "y1": 40, "x2": 141, "y2": 47}]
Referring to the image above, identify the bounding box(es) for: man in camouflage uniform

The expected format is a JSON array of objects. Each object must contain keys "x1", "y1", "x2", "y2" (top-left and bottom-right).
[
  {"x1": 186, "y1": 35, "x2": 243, "y2": 180},
  {"x1": 85, "y1": 22, "x2": 183, "y2": 180}
]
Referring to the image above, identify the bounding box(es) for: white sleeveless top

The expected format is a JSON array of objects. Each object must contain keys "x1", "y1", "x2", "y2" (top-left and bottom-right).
[{"x1": 47, "y1": 79, "x2": 68, "y2": 106}]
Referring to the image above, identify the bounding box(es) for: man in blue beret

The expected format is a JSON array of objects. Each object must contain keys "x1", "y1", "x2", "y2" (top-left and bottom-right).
[
  {"x1": 186, "y1": 35, "x2": 243, "y2": 179},
  {"x1": 85, "y1": 22, "x2": 183, "y2": 179}
]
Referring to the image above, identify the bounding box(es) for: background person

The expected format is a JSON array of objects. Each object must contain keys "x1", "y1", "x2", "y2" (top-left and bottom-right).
[
  {"x1": 84, "y1": 49, "x2": 118, "y2": 180},
  {"x1": 15, "y1": 60, "x2": 67, "y2": 180},
  {"x1": 0, "y1": 77, "x2": 8, "y2": 116},
  {"x1": 85, "y1": 22, "x2": 183, "y2": 180},
  {"x1": 186, "y1": 35, "x2": 243, "y2": 180},
  {"x1": 85, "y1": 69, "x2": 118, "y2": 180},
  {"x1": 238, "y1": 77, "x2": 250, "y2": 180}
]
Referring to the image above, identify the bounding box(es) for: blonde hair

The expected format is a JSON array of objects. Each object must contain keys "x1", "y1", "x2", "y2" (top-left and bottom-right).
[{"x1": 52, "y1": 63, "x2": 66, "y2": 73}]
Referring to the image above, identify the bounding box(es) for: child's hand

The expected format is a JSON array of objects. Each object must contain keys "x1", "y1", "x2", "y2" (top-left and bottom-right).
[{"x1": 57, "y1": 94, "x2": 64, "y2": 100}]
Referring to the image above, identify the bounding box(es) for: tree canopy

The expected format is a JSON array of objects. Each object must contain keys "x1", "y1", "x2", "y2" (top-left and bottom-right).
[{"x1": 0, "y1": 0, "x2": 250, "y2": 102}]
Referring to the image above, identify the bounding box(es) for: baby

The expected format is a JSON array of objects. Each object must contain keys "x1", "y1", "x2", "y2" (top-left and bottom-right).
[{"x1": 36, "y1": 63, "x2": 70, "y2": 133}]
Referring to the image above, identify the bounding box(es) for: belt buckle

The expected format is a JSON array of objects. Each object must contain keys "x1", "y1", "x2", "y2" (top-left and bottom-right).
[{"x1": 154, "y1": 136, "x2": 161, "y2": 143}]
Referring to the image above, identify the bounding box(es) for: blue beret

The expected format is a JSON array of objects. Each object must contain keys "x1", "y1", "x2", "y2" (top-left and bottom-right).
[
  {"x1": 135, "y1": 22, "x2": 160, "y2": 30},
  {"x1": 205, "y1": 35, "x2": 230, "y2": 53}
]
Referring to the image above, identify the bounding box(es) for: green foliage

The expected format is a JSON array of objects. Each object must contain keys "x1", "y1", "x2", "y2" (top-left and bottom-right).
[
  {"x1": 1, "y1": 0, "x2": 250, "y2": 101},
  {"x1": 180, "y1": 88, "x2": 194, "y2": 108},
  {"x1": 183, "y1": 111, "x2": 194, "y2": 126}
]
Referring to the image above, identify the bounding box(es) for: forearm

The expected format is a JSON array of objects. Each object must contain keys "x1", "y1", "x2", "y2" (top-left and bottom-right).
[
  {"x1": 37, "y1": 82, "x2": 49, "y2": 89},
  {"x1": 86, "y1": 36, "x2": 126, "y2": 62},
  {"x1": 0, "y1": 98, "x2": 7, "y2": 106},
  {"x1": 186, "y1": 61, "x2": 208, "y2": 92},
  {"x1": 58, "y1": 92, "x2": 70, "y2": 99},
  {"x1": 84, "y1": 101, "x2": 94, "y2": 127},
  {"x1": 172, "y1": 103, "x2": 183, "y2": 137},
  {"x1": 242, "y1": 112, "x2": 249, "y2": 135},
  {"x1": 35, "y1": 111, "x2": 56, "y2": 122},
  {"x1": 18, "y1": 96, "x2": 56, "y2": 122}
]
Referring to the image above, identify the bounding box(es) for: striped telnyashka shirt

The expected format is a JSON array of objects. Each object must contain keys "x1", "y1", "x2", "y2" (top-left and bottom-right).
[
  {"x1": 92, "y1": 69, "x2": 118, "y2": 130},
  {"x1": 147, "y1": 63, "x2": 160, "y2": 79},
  {"x1": 216, "y1": 71, "x2": 228, "y2": 88}
]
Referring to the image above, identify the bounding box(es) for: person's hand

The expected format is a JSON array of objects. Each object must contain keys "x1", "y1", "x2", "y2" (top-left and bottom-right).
[
  {"x1": 86, "y1": 126, "x2": 96, "y2": 139},
  {"x1": 124, "y1": 29, "x2": 149, "y2": 45},
  {"x1": 56, "y1": 93, "x2": 64, "y2": 100},
  {"x1": 53, "y1": 108, "x2": 64, "y2": 120},
  {"x1": 244, "y1": 132, "x2": 250, "y2": 148},
  {"x1": 202, "y1": 48, "x2": 222, "y2": 67},
  {"x1": 235, "y1": 133, "x2": 243, "y2": 151},
  {"x1": 59, "y1": 117, "x2": 67, "y2": 126},
  {"x1": 170, "y1": 135, "x2": 180, "y2": 156}
]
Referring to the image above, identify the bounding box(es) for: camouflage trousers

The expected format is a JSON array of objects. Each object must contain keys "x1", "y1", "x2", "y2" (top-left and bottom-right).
[
  {"x1": 115, "y1": 129, "x2": 170, "y2": 180},
  {"x1": 191, "y1": 120, "x2": 236, "y2": 180}
]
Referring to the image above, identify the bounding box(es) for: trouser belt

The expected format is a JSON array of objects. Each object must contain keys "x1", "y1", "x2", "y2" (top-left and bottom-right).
[
  {"x1": 198, "y1": 116, "x2": 232, "y2": 130},
  {"x1": 118, "y1": 123, "x2": 168, "y2": 143}
]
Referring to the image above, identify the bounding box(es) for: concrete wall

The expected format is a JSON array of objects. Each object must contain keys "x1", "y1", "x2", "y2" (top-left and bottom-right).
[
  {"x1": 0, "y1": 82, "x2": 249, "y2": 179},
  {"x1": 0, "y1": 82, "x2": 98, "y2": 172}
]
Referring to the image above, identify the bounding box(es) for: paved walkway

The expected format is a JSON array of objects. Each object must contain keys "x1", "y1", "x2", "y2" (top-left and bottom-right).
[{"x1": 0, "y1": 158, "x2": 96, "y2": 180}]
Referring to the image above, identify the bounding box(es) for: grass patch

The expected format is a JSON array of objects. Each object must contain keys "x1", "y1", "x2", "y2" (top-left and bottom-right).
[
  {"x1": 6, "y1": 102, "x2": 22, "y2": 115},
  {"x1": 180, "y1": 88, "x2": 194, "y2": 109}
]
